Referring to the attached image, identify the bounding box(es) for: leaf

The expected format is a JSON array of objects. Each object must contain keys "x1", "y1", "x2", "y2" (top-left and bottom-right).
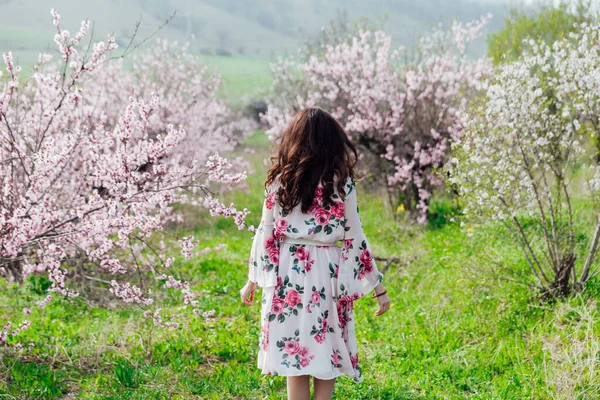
[
  {"x1": 278, "y1": 314, "x2": 285, "y2": 323},
  {"x1": 276, "y1": 340, "x2": 284, "y2": 348},
  {"x1": 315, "y1": 225, "x2": 323, "y2": 233},
  {"x1": 295, "y1": 329, "x2": 300, "y2": 336},
  {"x1": 292, "y1": 227, "x2": 299, "y2": 233},
  {"x1": 269, "y1": 314, "x2": 276, "y2": 322}
]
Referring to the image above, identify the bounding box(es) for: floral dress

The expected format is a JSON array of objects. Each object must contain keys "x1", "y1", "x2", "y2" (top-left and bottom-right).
[{"x1": 248, "y1": 176, "x2": 383, "y2": 382}]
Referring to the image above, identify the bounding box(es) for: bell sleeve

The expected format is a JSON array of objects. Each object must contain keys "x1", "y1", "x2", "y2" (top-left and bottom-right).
[
  {"x1": 337, "y1": 178, "x2": 383, "y2": 299},
  {"x1": 248, "y1": 187, "x2": 279, "y2": 288}
]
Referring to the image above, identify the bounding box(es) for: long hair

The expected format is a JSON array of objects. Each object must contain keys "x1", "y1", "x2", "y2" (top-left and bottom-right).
[{"x1": 266, "y1": 107, "x2": 358, "y2": 213}]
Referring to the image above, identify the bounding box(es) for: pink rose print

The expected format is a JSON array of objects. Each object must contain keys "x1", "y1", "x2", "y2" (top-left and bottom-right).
[
  {"x1": 357, "y1": 249, "x2": 374, "y2": 279},
  {"x1": 331, "y1": 349, "x2": 343, "y2": 368},
  {"x1": 305, "y1": 259, "x2": 314, "y2": 273},
  {"x1": 285, "y1": 289, "x2": 301, "y2": 308},
  {"x1": 359, "y1": 249, "x2": 373, "y2": 268},
  {"x1": 268, "y1": 246, "x2": 280, "y2": 265},
  {"x1": 331, "y1": 201, "x2": 345, "y2": 219},
  {"x1": 271, "y1": 297, "x2": 285, "y2": 314},
  {"x1": 299, "y1": 357, "x2": 311, "y2": 368},
  {"x1": 321, "y1": 317, "x2": 329, "y2": 331},
  {"x1": 314, "y1": 333, "x2": 325, "y2": 344},
  {"x1": 343, "y1": 239, "x2": 353, "y2": 250},
  {"x1": 350, "y1": 354, "x2": 359, "y2": 369},
  {"x1": 284, "y1": 340, "x2": 301, "y2": 355},
  {"x1": 295, "y1": 246, "x2": 309, "y2": 261},
  {"x1": 265, "y1": 237, "x2": 276, "y2": 251},
  {"x1": 277, "y1": 336, "x2": 315, "y2": 370},
  {"x1": 269, "y1": 252, "x2": 279, "y2": 266},
  {"x1": 260, "y1": 322, "x2": 269, "y2": 351},
  {"x1": 313, "y1": 186, "x2": 324, "y2": 204},
  {"x1": 265, "y1": 192, "x2": 277, "y2": 209},
  {"x1": 338, "y1": 295, "x2": 354, "y2": 310},
  {"x1": 311, "y1": 290, "x2": 321, "y2": 305},
  {"x1": 276, "y1": 276, "x2": 283, "y2": 289},
  {"x1": 274, "y1": 217, "x2": 288, "y2": 237},
  {"x1": 313, "y1": 207, "x2": 331, "y2": 226}
]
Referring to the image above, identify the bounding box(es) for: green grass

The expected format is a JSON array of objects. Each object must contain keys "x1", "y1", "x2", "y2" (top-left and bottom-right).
[
  {"x1": 199, "y1": 55, "x2": 273, "y2": 106},
  {"x1": 1, "y1": 131, "x2": 600, "y2": 398}
]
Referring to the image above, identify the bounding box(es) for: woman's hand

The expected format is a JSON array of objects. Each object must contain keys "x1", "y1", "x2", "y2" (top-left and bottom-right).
[
  {"x1": 374, "y1": 284, "x2": 390, "y2": 317},
  {"x1": 240, "y1": 280, "x2": 257, "y2": 305}
]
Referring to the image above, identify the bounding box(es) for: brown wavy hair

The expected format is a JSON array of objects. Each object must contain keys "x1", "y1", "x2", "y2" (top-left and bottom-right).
[{"x1": 266, "y1": 107, "x2": 358, "y2": 213}]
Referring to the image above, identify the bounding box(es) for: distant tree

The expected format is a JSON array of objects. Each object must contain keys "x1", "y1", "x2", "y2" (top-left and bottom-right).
[
  {"x1": 263, "y1": 16, "x2": 493, "y2": 224},
  {"x1": 488, "y1": 0, "x2": 595, "y2": 64}
]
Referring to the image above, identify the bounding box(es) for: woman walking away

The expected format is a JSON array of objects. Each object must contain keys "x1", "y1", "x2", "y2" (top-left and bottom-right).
[{"x1": 240, "y1": 107, "x2": 391, "y2": 400}]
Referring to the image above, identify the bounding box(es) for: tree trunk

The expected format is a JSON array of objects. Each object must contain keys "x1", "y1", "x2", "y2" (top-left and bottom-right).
[{"x1": 551, "y1": 252, "x2": 576, "y2": 297}]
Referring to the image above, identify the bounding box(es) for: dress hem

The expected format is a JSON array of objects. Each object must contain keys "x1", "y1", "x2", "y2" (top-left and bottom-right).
[{"x1": 259, "y1": 368, "x2": 362, "y2": 382}]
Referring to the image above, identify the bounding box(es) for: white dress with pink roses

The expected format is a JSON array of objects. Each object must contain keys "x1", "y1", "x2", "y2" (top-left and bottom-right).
[{"x1": 248, "y1": 176, "x2": 383, "y2": 382}]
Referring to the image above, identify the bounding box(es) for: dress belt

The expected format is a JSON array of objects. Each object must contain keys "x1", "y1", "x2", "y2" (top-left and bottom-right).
[{"x1": 282, "y1": 237, "x2": 338, "y2": 247}]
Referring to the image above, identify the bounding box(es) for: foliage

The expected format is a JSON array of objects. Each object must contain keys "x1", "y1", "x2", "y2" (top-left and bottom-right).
[
  {"x1": 488, "y1": 0, "x2": 595, "y2": 65},
  {"x1": 2, "y1": 136, "x2": 600, "y2": 398},
  {"x1": 263, "y1": 16, "x2": 492, "y2": 223},
  {"x1": 448, "y1": 22, "x2": 600, "y2": 297},
  {"x1": 0, "y1": 9, "x2": 254, "y2": 348}
]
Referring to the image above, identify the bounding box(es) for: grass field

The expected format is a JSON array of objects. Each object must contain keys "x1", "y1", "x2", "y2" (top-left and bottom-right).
[
  {"x1": 198, "y1": 55, "x2": 273, "y2": 107},
  {"x1": 1, "y1": 131, "x2": 600, "y2": 399}
]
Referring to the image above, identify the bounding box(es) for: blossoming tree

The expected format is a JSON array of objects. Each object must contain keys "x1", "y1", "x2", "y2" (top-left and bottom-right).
[
  {"x1": 448, "y1": 23, "x2": 600, "y2": 296},
  {"x1": 263, "y1": 16, "x2": 492, "y2": 223},
  {"x1": 0, "y1": 10, "x2": 252, "y2": 348}
]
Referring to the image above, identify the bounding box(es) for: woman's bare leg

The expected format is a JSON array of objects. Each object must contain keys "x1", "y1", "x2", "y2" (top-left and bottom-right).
[
  {"x1": 313, "y1": 377, "x2": 336, "y2": 400},
  {"x1": 287, "y1": 375, "x2": 310, "y2": 400}
]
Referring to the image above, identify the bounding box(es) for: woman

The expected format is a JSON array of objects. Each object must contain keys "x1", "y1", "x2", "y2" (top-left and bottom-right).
[{"x1": 240, "y1": 107, "x2": 391, "y2": 400}]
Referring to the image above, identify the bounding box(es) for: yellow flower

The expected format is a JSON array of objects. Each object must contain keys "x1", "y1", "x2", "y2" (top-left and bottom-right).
[
  {"x1": 466, "y1": 227, "x2": 474, "y2": 233},
  {"x1": 396, "y1": 204, "x2": 405, "y2": 213}
]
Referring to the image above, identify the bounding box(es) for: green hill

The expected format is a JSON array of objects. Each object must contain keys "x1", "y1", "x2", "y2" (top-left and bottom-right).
[{"x1": 1, "y1": 0, "x2": 509, "y2": 69}]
